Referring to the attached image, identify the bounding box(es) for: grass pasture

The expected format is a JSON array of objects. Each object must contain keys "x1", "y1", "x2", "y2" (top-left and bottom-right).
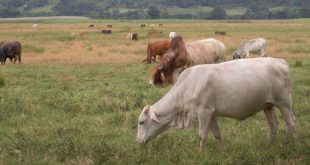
[{"x1": 0, "y1": 19, "x2": 310, "y2": 164}]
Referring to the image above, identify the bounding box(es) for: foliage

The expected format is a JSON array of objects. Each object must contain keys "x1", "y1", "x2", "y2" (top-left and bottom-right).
[
  {"x1": 148, "y1": 6, "x2": 160, "y2": 19},
  {"x1": 209, "y1": 7, "x2": 227, "y2": 20},
  {"x1": 1, "y1": 0, "x2": 310, "y2": 19}
]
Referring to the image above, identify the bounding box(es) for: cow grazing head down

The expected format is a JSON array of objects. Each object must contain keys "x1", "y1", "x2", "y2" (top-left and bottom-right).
[
  {"x1": 149, "y1": 36, "x2": 191, "y2": 85},
  {"x1": 137, "y1": 105, "x2": 171, "y2": 144}
]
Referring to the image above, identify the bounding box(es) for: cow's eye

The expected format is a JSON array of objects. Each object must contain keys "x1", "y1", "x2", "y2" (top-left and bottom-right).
[{"x1": 139, "y1": 121, "x2": 144, "y2": 125}]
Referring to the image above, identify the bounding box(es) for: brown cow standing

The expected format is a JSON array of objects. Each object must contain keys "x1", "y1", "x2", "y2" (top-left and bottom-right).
[
  {"x1": 144, "y1": 40, "x2": 170, "y2": 64},
  {"x1": 0, "y1": 41, "x2": 22, "y2": 64}
]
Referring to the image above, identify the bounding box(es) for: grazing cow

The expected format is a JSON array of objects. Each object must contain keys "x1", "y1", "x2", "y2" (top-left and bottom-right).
[
  {"x1": 149, "y1": 36, "x2": 226, "y2": 85},
  {"x1": 0, "y1": 41, "x2": 22, "y2": 64},
  {"x1": 127, "y1": 33, "x2": 138, "y2": 41},
  {"x1": 138, "y1": 58, "x2": 297, "y2": 151},
  {"x1": 140, "y1": 24, "x2": 146, "y2": 27},
  {"x1": 102, "y1": 30, "x2": 112, "y2": 34},
  {"x1": 169, "y1": 32, "x2": 177, "y2": 40},
  {"x1": 32, "y1": 24, "x2": 39, "y2": 28},
  {"x1": 233, "y1": 38, "x2": 267, "y2": 59},
  {"x1": 215, "y1": 31, "x2": 226, "y2": 35},
  {"x1": 144, "y1": 40, "x2": 170, "y2": 64},
  {"x1": 107, "y1": 24, "x2": 112, "y2": 28},
  {"x1": 89, "y1": 24, "x2": 95, "y2": 28}
]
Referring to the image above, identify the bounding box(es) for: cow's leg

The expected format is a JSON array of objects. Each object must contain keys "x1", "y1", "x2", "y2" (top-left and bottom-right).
[
  {"x1": 263, "y1": 107, "x2": 279, "y2": 143},
  {"x1": 197, "y1": 110, "x2": 212, "y2": 152},
  {"x1": 210, "y1": 118, "x2": 224, "y2": 150},
  {"x1": 278, "y1": 104, "x2": 297, "y2": 140},
  {"x1": 245, "y1": 50, "x2": 250, "y2": 58}
]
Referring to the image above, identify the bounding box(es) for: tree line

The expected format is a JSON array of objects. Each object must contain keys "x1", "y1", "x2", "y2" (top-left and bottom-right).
[{"x1": 0, "y1": 0, "x2": 310, "y2": 19}]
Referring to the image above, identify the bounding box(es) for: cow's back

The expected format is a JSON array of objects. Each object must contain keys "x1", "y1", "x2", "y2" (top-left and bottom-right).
[
  {"x1": 178, "y1": 58, "x2": 290, "y2": 120},
  {"x1": 186, "y1": 38, "x2": 226, "y2": 66}
]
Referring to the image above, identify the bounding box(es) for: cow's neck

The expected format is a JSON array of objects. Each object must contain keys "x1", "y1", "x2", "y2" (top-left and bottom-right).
[{"x1": 152, "y1": 86, "x2": 181, "y2": 122}]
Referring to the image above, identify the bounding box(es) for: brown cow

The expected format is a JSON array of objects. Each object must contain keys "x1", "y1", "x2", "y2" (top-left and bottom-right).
[
  {"x1": 140, "y1": 24, "x2": 146, "y2": 27},
  {"x1": 107, "y1": 24, "x2": 112, "y2": 28},
  {"x1": 0, "y1": 41, "x2": 22, "y2": 64},
  {"x1": 144, "y1": 40, "x2": 170, "y2": 64},
  {"x1": 149, "y1": 36, "x2": 226, "y2": 85},
  {"x1": 102, "y1": 30, "x2": 112, "y2": 34}
]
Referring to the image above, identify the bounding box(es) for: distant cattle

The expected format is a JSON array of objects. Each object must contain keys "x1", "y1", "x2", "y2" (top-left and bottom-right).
[
  {"x1": 89, "y1": 24, "x2": 95, "y2": 28},
  {"x1": 215, "y1": 31, "x2": 227, "y2": 35},
  {"x1": 169, "y1": 32, "x2": 178, "y2": 40},
  {"x1": 102, "y1": 30, "x2": 112, "y2": 34},
  {"x1": 107, "y1": 24, "x2": 112, "y2": 28},
  {"x1": 144, "y1": 40, "x2": 170, "y2": 64},
  {"x1": 149, "y1": 36, "x2": 226, "y2": 85},
  {"x1": 0, "y1": 41, "x2": 22, "y2": 64},
  {"x1": 71, "y1": 32, "x2": 85, "y2": 37},
  {"x1": 127, "y1": 33, "x2": 138, "y2": 41},
  {"x1": 233, "y1": 38, "x2": 267, "y2": 59},
  {"x1": 140, "y1": 24, "x2": 146, "y2": 27},
  {"x1": 147, "y1": 31, "x2": 163, "y2": 37},
  {"x1": 138, "y1": 58, "x2": 297, "y2": 151},
  {"x1": 32, "y1": 24, "x2": 39, "y2": 28}
]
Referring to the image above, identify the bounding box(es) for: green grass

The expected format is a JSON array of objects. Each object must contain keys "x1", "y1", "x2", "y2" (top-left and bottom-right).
[{"x1": 0, "y1": 60, "x2": 309, "y2": 164}]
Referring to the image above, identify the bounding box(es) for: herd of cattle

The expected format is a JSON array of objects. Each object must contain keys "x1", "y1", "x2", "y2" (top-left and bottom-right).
[
  {"x1": 0, "y1": 24, "x2": 298, "y2": 152},
  {"x1": 138, "y1": 33, "x2": 297, "y2": 151}
]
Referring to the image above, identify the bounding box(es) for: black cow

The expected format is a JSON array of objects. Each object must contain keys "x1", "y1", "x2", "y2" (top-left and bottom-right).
[
  {"x1": 0, "y1": 41, "x2": 22, "y2": 65},
  {"x1": 102, "y1": 29, "x2": 112, "y2": 34}
]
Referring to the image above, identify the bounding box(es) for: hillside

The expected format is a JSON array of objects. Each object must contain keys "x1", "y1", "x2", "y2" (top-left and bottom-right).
[{"x1": 0, "y1": 0, "x2": 310, "y2": 19}]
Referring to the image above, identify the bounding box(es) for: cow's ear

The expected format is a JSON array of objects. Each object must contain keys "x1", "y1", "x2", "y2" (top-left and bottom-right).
[{"x1": 143, "y1": 105, "x2": 150, "y2": 114}]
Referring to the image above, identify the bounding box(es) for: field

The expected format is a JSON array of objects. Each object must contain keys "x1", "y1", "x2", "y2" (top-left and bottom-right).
[{"x1": 0, "y1": 19, "x2": 310, "y2": 164}]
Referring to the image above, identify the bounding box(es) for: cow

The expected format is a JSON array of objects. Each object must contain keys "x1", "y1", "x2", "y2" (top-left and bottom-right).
[
  {"x1": 0, "y1": 41, "x2": 22, "y2": 64},
  {"x1": 127, "y1": 33, "x2": 138, "y2": 41},
  {"x1": 233, "y1": 38, "x2": 267, "y2": 59},
  {"x1": 215, "y1": 31, "x2": 226, "y2": 35},
  {"x1": 140, "y1": 24, "x2": 146, "y2": 27},
  {"x1": 107, "y1": 24, "x2": 112, "y2": 28},
  {"x1": 32, "y1": 24, "x2": 39, "y2": 28},
  {"x1": 102, "y1": 30, "x2": 112, "y2": 34},
  {"x1": 169, "y1": 32, "x2": 177, "y2": 40},
  {"x1": 149, "y1": 36, "x2": 226, "y2": 85},
  {"x1": 143, "y1": 40, "x2": 170, "y2": 64},
  {"x1": 137, "y1": 58, "x2": 297, "y2": 152},
  {"x1": 89, "y1": 24, "x2": 95, "y2": 28}
]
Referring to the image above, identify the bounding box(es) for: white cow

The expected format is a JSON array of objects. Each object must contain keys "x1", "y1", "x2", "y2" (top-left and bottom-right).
[
  {"x1": 32, "y1": 24, "x2": 39, "y2": 28},
  {"x1": 169, "y1": 32, "x2": 177, "y2": 40},
  {"x1": 233, "y1": 38, "x2": 267, "y2": 59},
  {"x1": 138, "y1": 58, "x2": 297, "y2": 151}
]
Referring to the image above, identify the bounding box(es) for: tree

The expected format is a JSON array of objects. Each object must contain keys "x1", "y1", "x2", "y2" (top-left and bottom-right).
[
  {"x1": 209, "y1": 7, "x2": 226, "y2": 20},
  {"x1": 148, "y1": 5, "x2": 160, "y2": 19}
]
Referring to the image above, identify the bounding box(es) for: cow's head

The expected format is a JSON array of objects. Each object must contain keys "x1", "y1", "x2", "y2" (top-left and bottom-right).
[
  {"x1": 137, "y1": 105, "x2": 170, "y2": 144},
  {"x1": 232, "y1": 51, "x2": 242, "y2": 59}
]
